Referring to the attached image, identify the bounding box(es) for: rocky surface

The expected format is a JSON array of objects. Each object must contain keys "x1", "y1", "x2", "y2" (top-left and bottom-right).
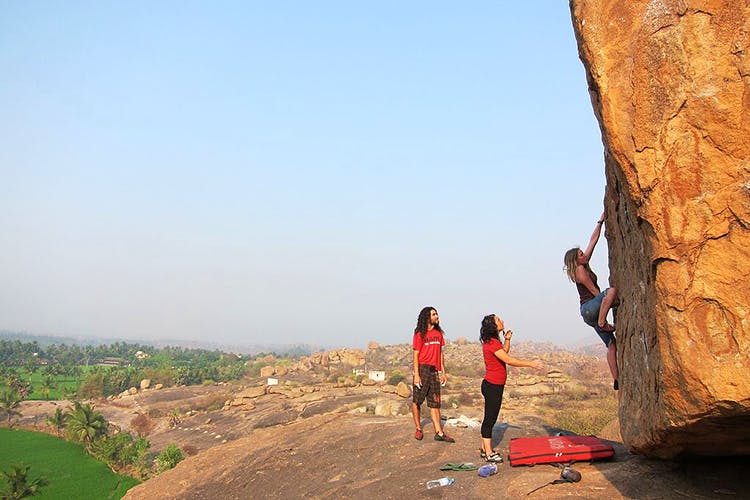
[
  {"x1": 11, "y1": 342, "x2": 749, "y2": 497},
  {"x1": 122, "y1": 412, "x2": 748, "y2": 500},
  {"x1": 571, "y1": 0, "x2": 750, "y2": 457}
]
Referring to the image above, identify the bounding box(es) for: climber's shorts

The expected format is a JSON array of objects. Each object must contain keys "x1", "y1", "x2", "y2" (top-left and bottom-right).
[{"x1": 581, "y1": 289, "x2": 616, "y2": 347}]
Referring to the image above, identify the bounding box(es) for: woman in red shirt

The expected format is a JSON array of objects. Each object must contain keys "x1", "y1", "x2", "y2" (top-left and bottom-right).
[{"x1": 480, "y1": 314, "x2": 543, "y2": 463}]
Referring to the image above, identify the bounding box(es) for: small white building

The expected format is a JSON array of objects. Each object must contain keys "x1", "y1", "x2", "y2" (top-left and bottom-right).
[
  {"x1": 368, "y1": 370, "x2": 385, "y2": 382},
  {"x1": 266, "y1": 378, "x2": 279, "y2": 386}
]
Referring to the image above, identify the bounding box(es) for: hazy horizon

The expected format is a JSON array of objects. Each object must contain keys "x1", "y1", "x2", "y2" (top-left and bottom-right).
[
  {"x1": 2, "y1": 3, "x2": 612, "y2": 351},
  {"x1": 0, "y1": 328, "x2": 602, "y2": 354}
]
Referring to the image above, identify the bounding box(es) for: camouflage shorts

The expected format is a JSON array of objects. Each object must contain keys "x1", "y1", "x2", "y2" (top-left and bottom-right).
[{"x1": 413, "y1": 364, "x2": 441, "y2": 408}]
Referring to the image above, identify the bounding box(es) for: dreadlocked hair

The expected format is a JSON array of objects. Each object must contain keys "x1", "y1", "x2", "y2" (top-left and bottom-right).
[{"x1": 414, "y1": 306, "x2": 442, "y2": 341}]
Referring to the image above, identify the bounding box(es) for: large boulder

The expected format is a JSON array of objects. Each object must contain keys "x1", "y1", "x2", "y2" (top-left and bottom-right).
[
  {"x1": 571, "y1": 0, "x2": 750, "y2": 457},
  {"x1": 374, "y1": 399, "x2": 409, "y2": 417},
  {"x1": 275, "y1": 366, "x2": 288, "y2": 377},
  {"x1": 236, "y1": 386, "x2": 267, "y2": 399},
  {"x1": 395, "y1": 381, "x2": 411, "y2": 399}
]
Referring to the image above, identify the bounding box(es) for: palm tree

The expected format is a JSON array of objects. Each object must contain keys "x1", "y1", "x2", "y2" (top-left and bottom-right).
[
  {"x1": 0, "y1": 464, "x2": 48, "y2": 498},
  {"x1": 40, "y1": 377, "x2": 56, "y2": 401},
  {"x1": 61, "y1": 386, "x2": 77, "y2": 401},
  {"x1": 64, "y1": 401, "x2": 107, "y2": 448},
  {"x1": 6, "y1": 375, "x2": 31, "y2": 399},
  {"x1": 0, "y1": 390, "x2": 21, "y2": 424},
  {"x1": 45, "y1": 408, "x2": 66, "y2": 437}
]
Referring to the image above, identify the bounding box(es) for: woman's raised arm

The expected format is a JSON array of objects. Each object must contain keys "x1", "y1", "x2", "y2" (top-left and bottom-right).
[{"x1": 582, "y1": 212, "x2": 606, "y2": 261}]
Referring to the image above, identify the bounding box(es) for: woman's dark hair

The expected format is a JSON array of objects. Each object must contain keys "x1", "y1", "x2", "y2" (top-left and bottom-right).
[
  {"x1": 480, "y1": 314, "x2": 500, "y2": 344},
  {"x1": 415, "y1": 306, "x2": 442, "y2": 341}
]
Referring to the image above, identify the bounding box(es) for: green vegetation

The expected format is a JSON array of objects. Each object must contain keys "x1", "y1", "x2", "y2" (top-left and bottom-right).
[
  {"x1": 0, "y1": 366, "x2": 96, "y2": 401},
  {"x1": 45, "y1": 408, "x2": 65, "y2": 437},
  {"x1": 91, "y1": 433, "x2": 151, "y2": 476},
  {"x1": 65, "y1": 402, "x2": 108, "y2": 449},
  {"x1": 386, "y1": 370, "x2": 405, "y2": 386},
  {"x1": 0, "y1": 428, "x2": 139, "y2": 499},
  {"x1": 2, "y1": 400, "x2": 185, "y2": 493},
  {"x1": 0, "y1": 339, "x2": 275, "y2": 400},
  {"x1": 0, "y1": 336, "x2": 313, "y2": 494},
  {"x1": 0, "y1": 390, "x2": 21, "y2": 424},
  {"x1": 0, "y1": 464, "x2": 49, "y2": 499},
  {"x1": 154, "y1": 444, "x2": 184, "y2": 473}
]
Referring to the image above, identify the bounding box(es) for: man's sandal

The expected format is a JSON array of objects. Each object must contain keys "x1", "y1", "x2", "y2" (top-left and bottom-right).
[{"x1": 440, "y1": 463, "x2": 478, "y2": 471}]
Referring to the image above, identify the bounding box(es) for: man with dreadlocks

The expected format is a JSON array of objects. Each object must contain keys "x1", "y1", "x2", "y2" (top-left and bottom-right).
[{"x1": 411, "y1": 306, "x2": 454, "y2": 443}]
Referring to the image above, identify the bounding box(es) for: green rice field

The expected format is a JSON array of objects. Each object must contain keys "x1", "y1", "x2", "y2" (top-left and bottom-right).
[
  {"x1": 0, "y1": 428, "x2": 139, "y2": 499},
  {"x1": 1, "y1": 367, "x2": 97, "y2": 400}
]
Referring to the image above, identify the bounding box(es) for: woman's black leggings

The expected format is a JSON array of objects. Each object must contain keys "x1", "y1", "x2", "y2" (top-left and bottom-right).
[{"x1": 481, "y1": 379, "x2": 505, "y2": 439}]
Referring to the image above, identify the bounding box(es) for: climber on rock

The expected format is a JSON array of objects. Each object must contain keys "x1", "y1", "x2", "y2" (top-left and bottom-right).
[{"x1": 564, "y1": 212, "x2": 619, "y2": 390}]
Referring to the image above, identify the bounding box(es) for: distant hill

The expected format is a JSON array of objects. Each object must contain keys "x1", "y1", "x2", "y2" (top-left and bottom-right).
[
  {"x1": 0, "y1": 330, "x2": 324, "y2": 357},
  {"x1": 1, "y1": 329, "x2": 605, "y2": 358}
]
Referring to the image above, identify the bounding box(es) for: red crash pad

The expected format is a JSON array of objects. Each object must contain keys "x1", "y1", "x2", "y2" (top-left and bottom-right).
[{"x1": 508, "y1": 435, "x2": 614, "y2": 466}]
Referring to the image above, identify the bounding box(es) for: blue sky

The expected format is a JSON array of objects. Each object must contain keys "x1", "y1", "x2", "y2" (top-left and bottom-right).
[{"x1": 1, "y1": 2, "x2": 611, "y2": 349}]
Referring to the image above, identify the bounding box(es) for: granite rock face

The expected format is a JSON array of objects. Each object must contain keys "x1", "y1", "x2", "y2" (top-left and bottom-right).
[{"x1": 570, "y1": 0, "x2": 750, "y2": 457}]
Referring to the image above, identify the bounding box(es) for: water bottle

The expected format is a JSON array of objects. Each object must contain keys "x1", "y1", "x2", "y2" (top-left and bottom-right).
[
  {"x1": 477, "y1": 463, "x2": 498, "y2": 477},
  {"x1": 426, "y1": 477, "x2": 455, "y2": 489}
]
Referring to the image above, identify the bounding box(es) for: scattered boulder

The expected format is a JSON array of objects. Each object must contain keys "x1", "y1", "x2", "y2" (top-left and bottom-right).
[
  {"x1": 268, "y1": 387, "x2": 303, "y2": 398},
  {"x1": 128, "y1": 387, "x2": 138, "y2": 395},
  {"x1": 236, "y1": 386, "x2": 267, "y2": 399},
  {"x1": 395, "y1": 382, "x2": 411, "y2": 399},
  {"x1": 259, "y1": 366, "x2": 275, "y2": 378},
  {"x1": 140, "y1": 379, "x2": 151, "y2": 390},
  {"x1": 227, "y1": 399, "x2": 255, "y2": 410},
  {"x1": 374, "y1": 399, "x2": 409, "y2": 417},
  {"x1": 275, "y1": 366, "x2": 288, "y2": 377}
]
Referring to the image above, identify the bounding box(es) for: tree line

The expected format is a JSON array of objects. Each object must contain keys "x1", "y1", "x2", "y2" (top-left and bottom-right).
[{"x1": 0, "y1": 339, "x2": 290, "y2": 400}]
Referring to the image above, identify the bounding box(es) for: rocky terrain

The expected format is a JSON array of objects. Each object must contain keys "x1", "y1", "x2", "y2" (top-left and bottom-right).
[{"x1": 12, "y1": 341, "x2": 748, "y2": 498}]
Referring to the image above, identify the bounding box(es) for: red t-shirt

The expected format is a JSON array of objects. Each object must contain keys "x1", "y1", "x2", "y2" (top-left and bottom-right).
[
  {"x1": 413, "y1": 329, "x2": 445, "y2": 369},
  {"x1": 483, "y1": 337, "x2": 507, "y2": 385}
]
